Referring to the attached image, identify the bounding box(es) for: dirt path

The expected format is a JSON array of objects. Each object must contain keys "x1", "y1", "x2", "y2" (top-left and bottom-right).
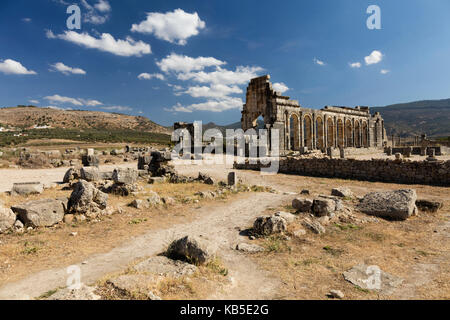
[
  {"x1": 0, "y1": 156, "x2": 448, "y2": 300},
  {"x1": 0, "y1": 190, "x2": 291, "y2": 300}
]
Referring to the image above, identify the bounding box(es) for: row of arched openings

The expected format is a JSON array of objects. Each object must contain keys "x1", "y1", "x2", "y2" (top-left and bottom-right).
[{"x1": 287, "y1": 114, "x2": 369, "y2": 151}]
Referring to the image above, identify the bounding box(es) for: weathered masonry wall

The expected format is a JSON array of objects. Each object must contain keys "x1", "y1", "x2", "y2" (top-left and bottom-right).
[
  {"x1": 234, "y1": 158, "x2": 450, "y2": 186},
  {"x1": 241, "y1": 75, "x2": 387, "y2": 154}
]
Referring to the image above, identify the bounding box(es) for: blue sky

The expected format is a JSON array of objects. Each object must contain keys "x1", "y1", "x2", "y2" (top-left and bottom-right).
[{"x1": 1, "y1": 0, "x2": 450, "y2": 126}]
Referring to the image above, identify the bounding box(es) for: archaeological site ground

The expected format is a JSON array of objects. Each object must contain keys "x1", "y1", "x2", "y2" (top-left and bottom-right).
[{"x1": 0, "y1": 1, "x2": 449, "y2": 314}]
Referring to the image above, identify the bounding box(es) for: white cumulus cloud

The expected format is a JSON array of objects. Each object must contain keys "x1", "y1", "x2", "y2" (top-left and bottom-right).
[
  {"x1": 0, "y1": 59, "x2": 36, "y2": 75},
  {"x1": 349, "y1": 62, "x2": 362, "y2": 68},
  {"x1": 313, "y1": 58, "x2": 325, "y2": 66},
  {"x1": 44, "y1": 94, "x2": 83, "y2": 106},
  {"x1": 158, "y1": 54, "x2": 264, "y2": 113},
  {"x1": 81, "y1": 0, "x2": 111, "y2": 24},
  {"x1": 365, "y1": 50, "x2": 383, "y2": 65},
  {"x1": 184, "y1": 84, "x2": 242, "y2": 99},
  {"x1": 46, "y1": 30, "x2": 151, "y2": 57},
  {"x1": 138, "y1": 73, "x2": 165, "y2": 80},
  {"x1": 272, "y1": 82, "x2": 289, "y2": 93},
  {"x1": 51, "y1": 62, "x2": 86, "y2": 75},
  {"x1": 157, "y1": 53, "x2": 225, "y2": 74},
  {"x1": 101, "y1": 106, "x2": 133, "y2": 112},
  {"x1": 131, "y1": 9, "x2": 205, "y2": 45},
  {"x1": 177, "y1": 66, "x2": 264, "y2": 86},
  {"x1": 44, "y1": 94, "x2": 103, "y2": 107},
  {"x1": 380, "y1": 69, "x2": 390, "y2": 74},
  {"x1": 165, "y1": 97, "x2": 243, "y2": 113}
]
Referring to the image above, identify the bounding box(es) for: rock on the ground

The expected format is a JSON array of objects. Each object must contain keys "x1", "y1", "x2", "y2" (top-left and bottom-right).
[
  {"x1": 12, "y1": 182, "x2": 44, "y2": 196},
  {"x1": 47, "y1": 284, "x2": 101, "y2": 300},
  {"x1": 416, "y1": 199, "x2": 443, "y2": 213},
  {"x1": 357, "y1": 189, "x2": 417, "y2": 220},
  {"x1": 253, "y1": 215, "x2": 287, "y2": 236},
  {"x1": 80, "y1": 167, "x2": 101, "y2": 182},
  {"x1": 236, "y1": 243, "x2": 265, "y2": 253},
  {"x1": 198, "y1": 172, "x2": 215, "y2": 185},
  {"x1": 133, "y1": 256, "x2": 197, "y2": 277},
  {"x1": 331, "y1": 187, "x2": 353, "y2": 198},
  {"x1": 162, "y1": 197, "x2": 176, "y2": 205},
  {"x1": 147, "y1": 191, "x2": 161, "y2": 206},
  {"x1": 63, "y1": 167, "x2": 81, "y2": 183},
  {"x1": 328, "y1": 289, "x2": 345, "y2": 299},
  {"x1": 12, "y1": 199, "x2": 66, "y2": 227},
  {"x1": 113, "y1": 168, "x2": 138, "y2": 185},
  {"x1": 129, "y1": 199, "x2": 149, "y2": 209},
  {"x1": 0, "y1": 203, "x2": 16, "y2": 233},
  {"x1": 302, "y1": 217, "x2": 326, "y2": 234},
  {"x1": 293, "y1": 228, "x2": 307, "y2": 237},
  {"x1": 68, "y1": 180, "x2": 108, "y2": 218},
  {"x1": 343, "y1": 264, "x2": 403, "y2": 295},
  {"x1": 275, "y1": 211, "x2": 297, "y2": 223},
  {"x1": 313, "y1": 198, "x2": 336, "y2": 217},
  {"x1": 292, "y1": 198, "x2": 313, "y2": 213},
  {"x1": 167, "y1": 235, "x2": 216, "y2": 265}
]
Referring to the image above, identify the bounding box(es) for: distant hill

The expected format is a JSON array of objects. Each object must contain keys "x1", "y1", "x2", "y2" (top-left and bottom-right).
[
  {"x1": 372, "y1": 99, "x2": 450, "y2": 137},
  {"x1": 0, "y1": 106, "x2": 170, "y2": 134},
  {"x1": 203, "y1": 99, "x2": 450, "y2": 138}
]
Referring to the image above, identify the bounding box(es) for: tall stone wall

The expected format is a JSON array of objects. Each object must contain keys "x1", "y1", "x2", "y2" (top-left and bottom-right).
[{"x1": 234, "y1": 158, "x2": 450, "y2": 186}]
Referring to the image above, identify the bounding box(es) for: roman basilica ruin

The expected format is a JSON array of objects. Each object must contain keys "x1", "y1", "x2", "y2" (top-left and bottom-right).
[{"x1": 241, "y1": 75, "x2": 387, "y2": 153}]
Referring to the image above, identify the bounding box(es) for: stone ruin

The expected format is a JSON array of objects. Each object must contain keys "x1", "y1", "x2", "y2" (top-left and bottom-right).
[{"x1": 241, "y1": 75, "x2": 387, "y2": 155}]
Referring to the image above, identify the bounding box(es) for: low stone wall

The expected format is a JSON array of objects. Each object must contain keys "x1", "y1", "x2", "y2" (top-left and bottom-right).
[{"x1": 234, "y1": 157, "x2": 450, "y2": 186}]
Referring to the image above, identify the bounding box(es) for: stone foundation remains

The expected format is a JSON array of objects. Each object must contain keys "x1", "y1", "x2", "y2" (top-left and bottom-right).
[{"x1": 234, "y1": 158, "x2": 450, "y2": 186}]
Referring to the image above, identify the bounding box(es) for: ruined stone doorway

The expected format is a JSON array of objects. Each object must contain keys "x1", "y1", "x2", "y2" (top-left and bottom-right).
[
  {"x1": 316, "y1": 117, "x2": 324, "y2": 150},
  {"x1": 289, "y1": 114, "x2": 300, "y2": 151},
  {"x1": 345, "y1": 120, "x2": 353, "y2": 147},
  {"x1": 303, "y1": 115, "x2": 313, "y2": 149},
  {"x1": 337, "y1": 119, "x2": 344, "y2": 148},
  {"x1": 327, "y1": 118, "x2": 335, "y2": 147}
]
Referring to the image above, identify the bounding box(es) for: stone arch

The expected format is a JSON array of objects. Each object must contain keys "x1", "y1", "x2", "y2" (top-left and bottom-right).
[
  {"x1": 354, "y1": 120, "x2": 361, "y2": 147},
  {"x1": 289, "y1": 113, "x2": 300, "y2": 151},
  {"x1": 303, "y1": 114, "x2": 313, "y2": 149},
  {"x1": 362, "y1": 121, "x2": 368, "y2": 147},
  {"x1": 345, "y1": 119, "x2": 353, "y2": 147},
  {"x1": 327, "y1": 117, "x2": 335, "y2": 147},
  {"x1": 337, "y1": 119, "x2": 344, "y2": 148},
  {"x1": 316, "y1": 116, "x2": 325, "y2": 150}
]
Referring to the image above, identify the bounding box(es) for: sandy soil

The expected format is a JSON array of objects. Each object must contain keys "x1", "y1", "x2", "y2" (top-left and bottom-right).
[{"x1": 0, "y1": 155, "x2": 448, "y2": 300}]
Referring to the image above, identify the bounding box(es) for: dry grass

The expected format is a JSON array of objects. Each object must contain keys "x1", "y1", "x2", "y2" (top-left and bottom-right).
[
  {"x1": 95, "y1": 256, "x2": 230, "y2": 300},
  {"x1": 0, "y1": 181, "x2": 237, "y2": 286},
  {"x1": 249, "y1": 206, "x2": 450, "y2": 300}
]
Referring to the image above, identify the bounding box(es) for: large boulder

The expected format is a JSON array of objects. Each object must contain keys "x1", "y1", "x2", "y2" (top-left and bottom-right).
[
  {"x1": 68, "y1": 180, "x2": 108, "y2": 218},
  {"x1": 292, "y1": 198, "x2": 313, "y2": 213},
  {"x1": 313, "y1": 198, "x2": 336, "y2": 217},
  {"x1": 167, "y1": 235, "x2": 216, "y2": 265},
  {"x1": 12, "y1": 182, "x2": 43, "y2": 196},
  {"x1": 12, "y1": 199, "x2": 66, "y2": 227},
  {"x1": 253, "y1": 215, "x2": 287, "y2": 236},
  {"x1": 113, "y1": 168, "x2": 138, "y2": 185},
  {"x1": 63, "y1": 168, "x2": 81, "y2": 183},
  {"x1": 0, "y1": 203, "x2": 16, "y2": 233},
  {"x1": 80, "y1": 167, "x2": 100, "y2": 182},
  {"x1": 357, "y1": 189, "x2": 417, "y2": 220}
]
